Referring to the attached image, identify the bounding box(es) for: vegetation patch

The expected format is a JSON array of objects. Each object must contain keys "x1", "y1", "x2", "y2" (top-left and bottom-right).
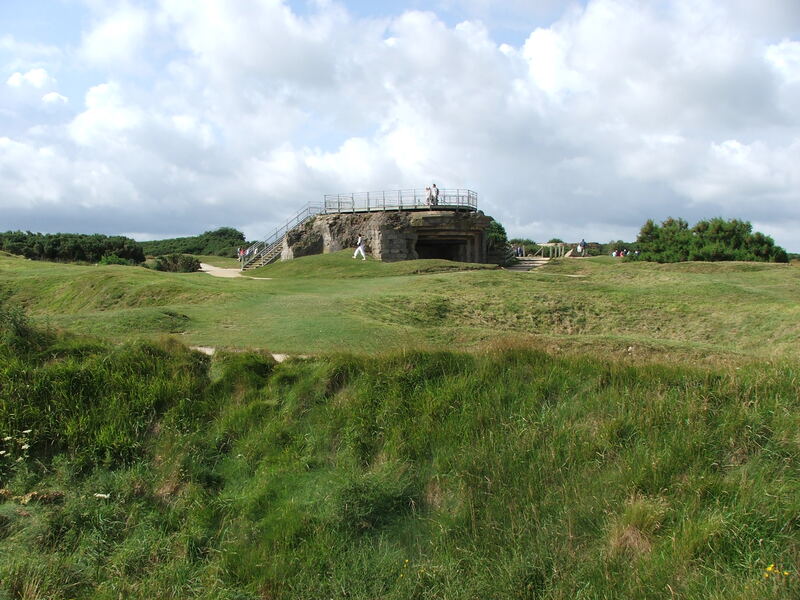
[
  {"x1": 1, "y1": 307, "x2": 799, "y2": 598},
  {"x1": 140, "y1": 227, "x2": 247, "y2": 258},
  {"x1": 0, "y1": 230, "x2": 144, "y2": 264},
  {"x1": 248, "y1": 250, "x2": 496, "y2": 278},
  {"x1": 632, "y1": 217, "x2": 788, "y2": 263},
  {"x1": 152, "y1": 253, "x2": 201, "y2": 273}
]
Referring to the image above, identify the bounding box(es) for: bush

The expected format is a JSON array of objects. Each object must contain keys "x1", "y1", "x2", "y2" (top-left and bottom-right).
[
  {"x1": 152, "y1": 254, "x2": 201, "y2": 273},
  {"x1": 0, "y1": 302, "x2": 52, "y2": 357},
  {"x1": 97, "y1": 254, "x2": 136, "y2": 266},
  {"x1": 487, "y1": 220, "x2": 515, "y2": 265},
  {"x1": 140, "y1": 227, "x2": 247, "y2": 257},
  {"x1": 0, "y1": 231, "x2": 144, "y2": 264},
  {"x1": 632, "y1": 217, "x2": 788, "y2": 263}
]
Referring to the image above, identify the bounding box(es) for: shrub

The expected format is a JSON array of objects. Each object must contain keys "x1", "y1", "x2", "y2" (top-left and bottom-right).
[
  {"x1": 152, "y1": 254, "x2": 201, "y2": 273},
  {"x1": 140, "y1": 227, "x2": 247, "y2": 257},
  {"x1": 0, "y1": 302, "x2": 52, "y2": 357},
  {"x1": 97, "y1": 253, "x2": 136, "y2": 266},
  {"x1": 632, "y1": 217, "x2": 788, "y2": 263},
  {"x1": 0, "y1": 231, "x2": 144, "y2": 263}
]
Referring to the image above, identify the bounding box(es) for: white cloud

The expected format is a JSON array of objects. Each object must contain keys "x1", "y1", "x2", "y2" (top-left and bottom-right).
[
  {"x1": 766, "y1": 39, "x2": 800, "y2": 83},
  {"x1": 6, "y1": 68, "x2": 52, "y2": 88},
  {"x1": 79, "y1": 5, "x2": 150, "y2": 68},
  {"x1": 42, "y1": 92, "x2": 68, "y2": 104},
  {"x1": 2, "y1": 0, "x2": 800, "y2": 251},
  {"x1": 69, "y1": 82, "x2": 143, "y2": 146}
]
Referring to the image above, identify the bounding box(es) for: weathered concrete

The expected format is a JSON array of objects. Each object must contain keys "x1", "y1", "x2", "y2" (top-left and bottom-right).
[{"x1": 280, "y1": 210, "x2": 494, "y2": 263}]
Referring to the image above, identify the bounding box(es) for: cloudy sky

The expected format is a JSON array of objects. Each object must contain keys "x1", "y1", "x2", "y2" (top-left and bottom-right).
[{"x1": 2, "y1": 0, "x2": 799, "y2": 250}]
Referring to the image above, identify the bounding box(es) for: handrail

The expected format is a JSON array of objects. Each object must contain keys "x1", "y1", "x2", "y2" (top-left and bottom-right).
[
  {"x1": 241, "y1": 204, "x2": 322, "y2": 270},
  {"x1": 323, "y1": 188, "x2": 477, "y2": 212}
]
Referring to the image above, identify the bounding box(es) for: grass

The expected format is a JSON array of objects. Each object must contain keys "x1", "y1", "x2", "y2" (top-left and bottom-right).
[
  {"x1": 1, "y1": 250, "x2": 797, "y2": 360},
  {"x1": 1, "y1": 311, "x2": 799, "y2": 598},
  {"x1": 248, "y1": 250, "x2": 498, "y2": 279},
  {"x1": 1, "y1": 251, "x2": 799, "y2": 598},
  {"x1": 193, "y1": 254, "x2": 241, "y2": 268}
]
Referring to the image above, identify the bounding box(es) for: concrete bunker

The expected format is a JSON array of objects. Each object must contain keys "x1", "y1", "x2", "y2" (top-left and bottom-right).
[
  {"x1": 242, "y1": 189, "x2": 502, "y2": 270},
  {"x1": 281, "y1": 209, "x2": 494, "y2": 264}
]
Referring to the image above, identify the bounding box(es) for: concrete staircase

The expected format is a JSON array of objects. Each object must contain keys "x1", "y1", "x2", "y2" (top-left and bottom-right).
[{"x1": 505, "y1": 257, "x2": 551, "y2": 272}]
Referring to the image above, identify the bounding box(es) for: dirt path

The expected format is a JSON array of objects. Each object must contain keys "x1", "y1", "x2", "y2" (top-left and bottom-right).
[
  {"x1": 199, "y1": 263, "x2": 243, "y2": 278},
  {"x1": 190, "y1": 346, "x2": 301, "y2": 363},
  {"x1": 199, "y1": 263, "x2": 271, "y2": 280}
]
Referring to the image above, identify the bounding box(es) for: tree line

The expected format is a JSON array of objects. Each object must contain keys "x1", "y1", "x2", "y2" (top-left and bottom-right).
[
  {"x1": 510, "y1": 217, "x2": 788, "y2": 263},
  {"x1": 0, "y1": 231, "x2": 145, "y2": 264},
  {"x1": 631, "y1": 217, "x2": 788, "y2": 263},
  {"x1": 139, "y1": 227, "x2": 247, "y2": 257}
]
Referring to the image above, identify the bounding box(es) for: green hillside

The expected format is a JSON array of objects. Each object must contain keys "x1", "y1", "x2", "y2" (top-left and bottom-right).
[
  {"x1": 139, "y1": 227, "x2": 246, "y2": 257},
  {"x1": 0, "y1": 251, "x2": 797, "y2": 359},
  {"x1": 1, "y1": 251, "x2": 799, "y2": 597},
  {"x1": 1, "y1": 308, "x2": 799, "y2": 599}
]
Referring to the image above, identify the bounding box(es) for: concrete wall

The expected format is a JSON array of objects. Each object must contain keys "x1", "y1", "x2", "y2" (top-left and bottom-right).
[{"x1": 281, "y1": 210, "x2": 494, "y2": 263}]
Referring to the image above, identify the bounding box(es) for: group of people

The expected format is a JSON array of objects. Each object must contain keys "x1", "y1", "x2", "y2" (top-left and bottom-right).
[
  {"x1": 512, "y1": 245, "x2": 526, "y2": 257},
  {"x1": 611, "y1": 248, "x2": 638, "y2": 257},
  {"x1": 237, "y1": 247, "x2": 254, "y2": 261},
  {"x1": 424, "y1": 184, "x2": 440, "y2": 206}
]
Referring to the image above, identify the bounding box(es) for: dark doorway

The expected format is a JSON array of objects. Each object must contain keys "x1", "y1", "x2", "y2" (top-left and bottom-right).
[{"x1": 415, "y1": 240, "x2": 464, "y2": 261}]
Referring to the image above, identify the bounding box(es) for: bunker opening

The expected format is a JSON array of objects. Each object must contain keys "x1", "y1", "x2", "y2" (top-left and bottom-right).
[{"x1": 415, "y1": 239, "x2": 465, "y2": 261}]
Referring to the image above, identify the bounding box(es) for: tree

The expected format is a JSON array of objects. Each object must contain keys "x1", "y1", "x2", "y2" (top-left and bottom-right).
[
  {"x1": 632, "y1": 217, "x2": 787, "y2": 263},
  {"x1": 486, "y1": 220, "x2": 508, "y2": 250}
]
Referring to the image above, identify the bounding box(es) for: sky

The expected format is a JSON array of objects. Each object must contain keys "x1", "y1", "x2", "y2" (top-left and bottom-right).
[{"x1": 1, "y1": 0, "x2": 799, "y2": 250}]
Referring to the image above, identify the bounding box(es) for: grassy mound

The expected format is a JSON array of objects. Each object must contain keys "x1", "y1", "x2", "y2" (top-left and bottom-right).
[
  {"x1": 1, "y1": 307, "x2": 799, "y2": 598},
  {"x1": 247, "y1": 250, "x2": 497, "y2": 278},
  {"x1": 3, "y1": 252, "x2": 799, "y2": 360},
  {"x1": 0, "y1": 253, "x2": 229, "y2": 315}
]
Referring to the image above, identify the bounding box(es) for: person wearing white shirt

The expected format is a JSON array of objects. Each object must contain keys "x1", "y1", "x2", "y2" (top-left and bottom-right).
[{"x1": 353, "y1": 235, "x2": 366, "y2": 260}]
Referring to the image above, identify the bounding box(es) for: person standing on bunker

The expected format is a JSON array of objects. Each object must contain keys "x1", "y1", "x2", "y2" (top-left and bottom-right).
[{"x1": 353, "y1": 235, "x2": 366, "y2": 260}]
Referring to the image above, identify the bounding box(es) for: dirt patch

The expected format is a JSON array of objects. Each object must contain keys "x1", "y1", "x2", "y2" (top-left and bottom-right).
[{"x1": 610, "y1": 524, "x2": 653, "y2": 556}]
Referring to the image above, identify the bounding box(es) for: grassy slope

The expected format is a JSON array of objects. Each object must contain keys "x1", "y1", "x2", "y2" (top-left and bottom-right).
[
  {"x1": 2, "y1": 254, "x2": 800, "y2": 598},
  {"x1": 1, "y1": 336, "x2": 798, "y2": 599},
  {"x1": 193, "y1": 254, "x2": 242, "y2": 268},
  {"x1": 1, "y1": 251, "x2": 797, "y2": 360}
]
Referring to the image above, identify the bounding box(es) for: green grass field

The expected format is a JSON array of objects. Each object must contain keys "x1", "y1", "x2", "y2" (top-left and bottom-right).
[
  {"x1": 1, "y1": 251, "x2": 797, "y2": 360},
  {"x1": 1, "y1": 251, "x2": 799, "y2": 598}
]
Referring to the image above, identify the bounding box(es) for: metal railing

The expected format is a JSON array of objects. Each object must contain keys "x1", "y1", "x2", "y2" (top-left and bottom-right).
[
  {"x1": 242, "y1": 189, "x2": 479, "y2": 270},
  {"x1": 322, "y1": 188, "x2": 477, "y2": 213},
  {"x1": 241, "y1": 204, "x2": 322, "y2": 270}
]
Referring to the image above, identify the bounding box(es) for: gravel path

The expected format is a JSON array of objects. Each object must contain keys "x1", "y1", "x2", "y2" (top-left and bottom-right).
[{"x1": 199, "y1": 263, "x2": 271, "y2": 280}]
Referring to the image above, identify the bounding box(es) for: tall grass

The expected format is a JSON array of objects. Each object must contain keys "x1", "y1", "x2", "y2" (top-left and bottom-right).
[{"x1": 1, "y1": 306, "x2": 799, "y2": 598}]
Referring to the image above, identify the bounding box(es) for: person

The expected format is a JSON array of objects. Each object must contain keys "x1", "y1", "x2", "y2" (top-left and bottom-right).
[
  {"x1": 431, "y1": 183, "x2": 439, "y2": 205},
  {"x1": 353, "y1": 235, "x2": 366, "y2": 260},
  {"x1": 425, "y1": 186, "x2": 432, "y2": 206}
]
